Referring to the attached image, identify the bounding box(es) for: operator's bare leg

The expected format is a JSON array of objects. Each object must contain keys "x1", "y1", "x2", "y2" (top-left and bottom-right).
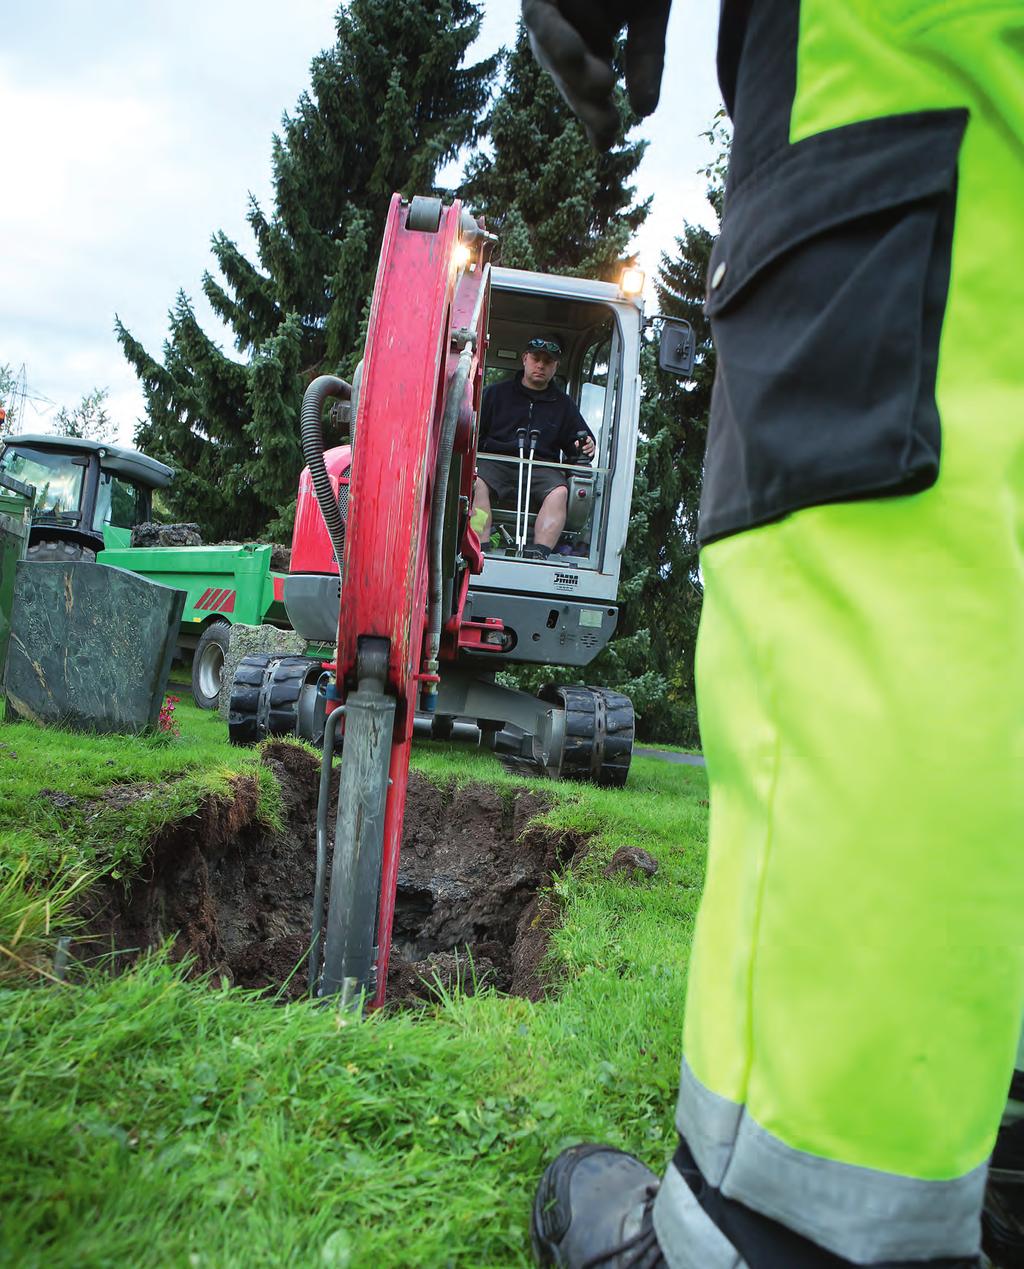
[
  {"x1": 472, "y1": 477, "x2": 494, "y2": 541},
  {"x1": 533, "y1": 486, "x2": 568, "y2": 549}
]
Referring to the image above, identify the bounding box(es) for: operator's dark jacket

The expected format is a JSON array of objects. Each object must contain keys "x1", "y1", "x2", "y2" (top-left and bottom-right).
[{"x1": 478, "y1": 372, "x2": 593, "y2": 463}]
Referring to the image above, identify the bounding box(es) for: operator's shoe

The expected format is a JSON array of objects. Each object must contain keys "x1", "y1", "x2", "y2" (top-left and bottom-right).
[{"x1": 530, "y1": 1143, "x2": 666, "y2": 1267}]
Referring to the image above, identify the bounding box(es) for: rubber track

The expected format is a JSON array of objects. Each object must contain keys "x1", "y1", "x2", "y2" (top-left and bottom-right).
[
  {"x1": 228, "y1": 654, "x2": 319, "y2": 746},
  {"x1": 556, "y1": 685, "x2": 634, "y2": 787},
  {"x1": 504, "y1": 685, "x2": 634, "y2": 786}
]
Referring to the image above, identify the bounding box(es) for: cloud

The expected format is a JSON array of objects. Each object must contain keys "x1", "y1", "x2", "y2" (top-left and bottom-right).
[{"x1": 0, "y1": 3, "x2": 330, "y2": 445}]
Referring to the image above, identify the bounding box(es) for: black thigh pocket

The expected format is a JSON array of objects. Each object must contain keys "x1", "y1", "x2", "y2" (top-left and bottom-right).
[{"x1": 698, "y1": 108, "x2": 968, "y2": 546}]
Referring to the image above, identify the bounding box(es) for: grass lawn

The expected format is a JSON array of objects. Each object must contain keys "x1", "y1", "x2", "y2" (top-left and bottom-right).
[{"x1": 0, "y1": 691, "x2": 708, "y2": 1268}]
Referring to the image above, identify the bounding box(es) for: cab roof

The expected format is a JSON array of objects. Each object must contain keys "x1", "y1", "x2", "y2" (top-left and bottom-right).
[{"x1": 5, "y1": 434, "x2": 175, "y2": 489}]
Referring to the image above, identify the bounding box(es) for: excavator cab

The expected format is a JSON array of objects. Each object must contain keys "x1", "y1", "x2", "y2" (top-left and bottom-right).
[{"x1": 462, "y1": 267, "x2": 646, "y2": 669}]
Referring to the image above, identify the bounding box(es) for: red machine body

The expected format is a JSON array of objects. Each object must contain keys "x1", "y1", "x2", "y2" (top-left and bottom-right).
[{"x1": 234, "y1": 189, "x2": 657, "y2": 1006}]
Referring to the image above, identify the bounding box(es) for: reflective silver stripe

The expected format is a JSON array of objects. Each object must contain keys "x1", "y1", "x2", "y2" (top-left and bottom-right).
[
  {"x1": 652, "y1": 1163, "x2": 748, "y2": 1269},
  {"x1": 673, "y1": 1057, "x2": 986, "y2": 1262},
  {"x1": 674, "y1": 1057, "x2": 742, "y2": 1186}
]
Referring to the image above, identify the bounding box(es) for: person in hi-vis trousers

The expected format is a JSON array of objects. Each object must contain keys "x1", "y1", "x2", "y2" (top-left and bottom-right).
[{"x1": 522, "y1": 2, "x2": 1024, "y2": 1265}]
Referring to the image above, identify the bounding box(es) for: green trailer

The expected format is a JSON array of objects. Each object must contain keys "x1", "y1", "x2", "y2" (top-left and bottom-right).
[
  {"x1": 0, "y1": 433, "x2": 304, "y2": 710},
  {"x1": 97, "y1": 541, "x2": 290, "y2": 708}
]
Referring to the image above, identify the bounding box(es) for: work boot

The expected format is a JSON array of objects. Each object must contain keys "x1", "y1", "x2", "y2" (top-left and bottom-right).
[
  {"x1": 530, "y1": 1143, "x2": 666, "y2": 1267},
  {"x1": 983, "y1": 1120, "x2": 1024, "y2": 1269}
]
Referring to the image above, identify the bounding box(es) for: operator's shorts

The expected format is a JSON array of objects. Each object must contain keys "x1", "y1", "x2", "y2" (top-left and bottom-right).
[{"x1": 476, "y1": 455, "x2": 566, "y2": 508}]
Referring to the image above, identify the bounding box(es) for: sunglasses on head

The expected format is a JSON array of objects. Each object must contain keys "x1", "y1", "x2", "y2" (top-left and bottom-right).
[{"x1": 526, "y1": 339, "x2": 561, "y2": 356}]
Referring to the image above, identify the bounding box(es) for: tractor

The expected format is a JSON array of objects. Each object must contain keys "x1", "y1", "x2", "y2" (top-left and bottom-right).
[
  {"x1": 0, "y1": 433, "x2": 173, "y2": 562},
  {"x1": 226, "y1": 195, "x2": 693, "y2": 1010}
]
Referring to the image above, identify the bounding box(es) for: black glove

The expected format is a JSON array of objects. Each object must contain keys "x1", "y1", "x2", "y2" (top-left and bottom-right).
[{"x1": 521, "y1": 0, "x2": 672, "y2": 149}]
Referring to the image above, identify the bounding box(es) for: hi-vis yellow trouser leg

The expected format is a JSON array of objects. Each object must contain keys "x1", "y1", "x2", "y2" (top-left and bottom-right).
[{"x1": 653, "y1": 3, "x2": 1024, "y2": 1264}]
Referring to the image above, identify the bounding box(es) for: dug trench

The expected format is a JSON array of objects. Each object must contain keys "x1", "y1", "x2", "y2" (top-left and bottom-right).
[{"x1": 77, "y1": 742, "x2": 585, "y2": 1004}]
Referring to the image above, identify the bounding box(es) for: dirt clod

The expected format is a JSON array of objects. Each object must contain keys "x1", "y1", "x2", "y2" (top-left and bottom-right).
[
  {"x1": 130, "y1": 522, "x2": 203, "y2": 548},
  {"x1": 38, "y1": 788, "x2": 78, "y2": 809},
  {"x1": 81, "y1": 744, "x2": 585, "y2": 1003},
  {"x1": 602, "y1": 846, "x2": 658, "y2": 881}
]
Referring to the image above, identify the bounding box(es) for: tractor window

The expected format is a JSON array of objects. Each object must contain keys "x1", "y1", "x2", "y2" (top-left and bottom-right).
[
  {"x1": 93, "y1": 471, "x2": 147, "y2": 530},
  {"x1": 0, "y1": 445, "x2": 84, "y2": 523}
]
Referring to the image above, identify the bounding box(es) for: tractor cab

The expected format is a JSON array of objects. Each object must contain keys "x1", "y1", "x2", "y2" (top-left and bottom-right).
[{"x1": 0, "y1": 434, "x2": 174, "y2": 560}]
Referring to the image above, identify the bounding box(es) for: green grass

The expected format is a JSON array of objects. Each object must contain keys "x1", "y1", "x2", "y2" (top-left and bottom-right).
[
  {"x1": 0, "y1": 696, "x2": 280, "y2": 877},
  {"x1": 0, "y1": 693, "x2": 708, "y2": 1268}
]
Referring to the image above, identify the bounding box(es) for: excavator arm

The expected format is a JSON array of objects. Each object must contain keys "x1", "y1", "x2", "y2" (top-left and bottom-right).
[{"x1": 313, "y1": 194, "x2": 492, "y2": 1008}]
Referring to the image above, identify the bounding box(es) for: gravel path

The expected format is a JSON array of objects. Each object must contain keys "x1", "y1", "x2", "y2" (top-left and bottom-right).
[{"x1": 634, "y1": 748, "x2": 706, "y2": 768}]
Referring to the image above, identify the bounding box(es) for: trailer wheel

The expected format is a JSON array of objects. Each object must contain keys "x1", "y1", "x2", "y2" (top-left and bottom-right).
[
  {"x1": 192, "y1": 621, "x2": 231, "y2": 710},
  {"x1": 26, "y1": 540, "x2": 96, "y2": 563}
]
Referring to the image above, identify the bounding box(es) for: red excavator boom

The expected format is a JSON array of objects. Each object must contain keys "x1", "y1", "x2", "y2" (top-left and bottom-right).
[{"x1": 297, "y1": 193, "x2": 492, "y2": 1008}]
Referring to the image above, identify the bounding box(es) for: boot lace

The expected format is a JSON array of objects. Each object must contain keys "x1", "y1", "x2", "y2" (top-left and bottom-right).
[{"x1": 579, "y1": 1186, "x2": 664, "y2": 1269}]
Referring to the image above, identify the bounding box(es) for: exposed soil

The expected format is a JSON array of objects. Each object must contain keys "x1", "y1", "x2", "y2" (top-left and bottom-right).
[{"x1": 78, "y1": 743, "x2": 585, "y2": 1003}]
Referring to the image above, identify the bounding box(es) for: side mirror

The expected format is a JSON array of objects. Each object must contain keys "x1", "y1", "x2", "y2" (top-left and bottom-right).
[{"x1": 658, "y1": 318, "x2": 696, "y2": 377}]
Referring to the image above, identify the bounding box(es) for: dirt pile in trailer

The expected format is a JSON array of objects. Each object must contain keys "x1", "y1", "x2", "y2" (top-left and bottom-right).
[{"x1": 81, "y1": 743, "x2": 583, "y2": 1003}]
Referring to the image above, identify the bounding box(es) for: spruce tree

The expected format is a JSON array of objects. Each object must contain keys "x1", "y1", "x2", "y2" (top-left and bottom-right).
[
  {"x1": 117, "y1": 0, "x2": 496, "y2": 539},
  {"x1": 460, "y1": 24, "x2": 648, "y2": 279},
  {"x1": 118, "y1": 295, "x2": 260, "y2": 541}
]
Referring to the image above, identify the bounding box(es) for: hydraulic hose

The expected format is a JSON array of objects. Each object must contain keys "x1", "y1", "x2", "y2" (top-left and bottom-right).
[
  {"x1": 300, "y1": 374, "x2": 352, "y2": 575},
  {"x1": 423, "y1": 265, "x2": 491, "y2": 689},
  {"x1": 425, "y1": 347, "x2": 473, "y2": 673}
]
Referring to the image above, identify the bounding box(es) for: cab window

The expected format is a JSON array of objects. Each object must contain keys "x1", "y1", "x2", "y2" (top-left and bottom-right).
[
  {"x1": 93, "y1": 471, "x2": 147, "y2": 530},
  {"x1": 577, "y1": 334, "x2": 612, "y2": 448},
  {"x1": 0, "y1": 446, "x2": 84, "y2": 521}
]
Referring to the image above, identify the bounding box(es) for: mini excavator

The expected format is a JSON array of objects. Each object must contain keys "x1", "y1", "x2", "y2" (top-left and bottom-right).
[{"x1": 227, "y1": 194, "x2": 693, "y2": 1008}]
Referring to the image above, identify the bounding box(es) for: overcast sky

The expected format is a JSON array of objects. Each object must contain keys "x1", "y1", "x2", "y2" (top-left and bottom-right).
[{"x1": 1, "y1": 1, "x2": 722, "y2": 447}]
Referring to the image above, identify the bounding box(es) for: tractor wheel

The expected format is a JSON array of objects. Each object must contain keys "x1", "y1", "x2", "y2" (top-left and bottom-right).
[
  {"x1": 538, "y1": 684, "x2": 635, "y2": 787},
  {"x1": 192, "y1": 621, "x2": 231, "y2": 710},
  {"x1": 25, "y1": 540, "x2": 96, "y2": 563}
]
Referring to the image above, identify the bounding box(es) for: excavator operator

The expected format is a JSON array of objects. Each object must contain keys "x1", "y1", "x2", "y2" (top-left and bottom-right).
[
  {"x1": 472, "y1": 334, "x2": 595, "y2": 557},
  {"x1": 522, "y1": 2, "x2": 1024, "y2": 1268}
]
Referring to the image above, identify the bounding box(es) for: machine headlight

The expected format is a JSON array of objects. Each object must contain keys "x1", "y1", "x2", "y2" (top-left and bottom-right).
[{"x1": 619, "y1": 266, "x2": 645, "y2": 296}]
